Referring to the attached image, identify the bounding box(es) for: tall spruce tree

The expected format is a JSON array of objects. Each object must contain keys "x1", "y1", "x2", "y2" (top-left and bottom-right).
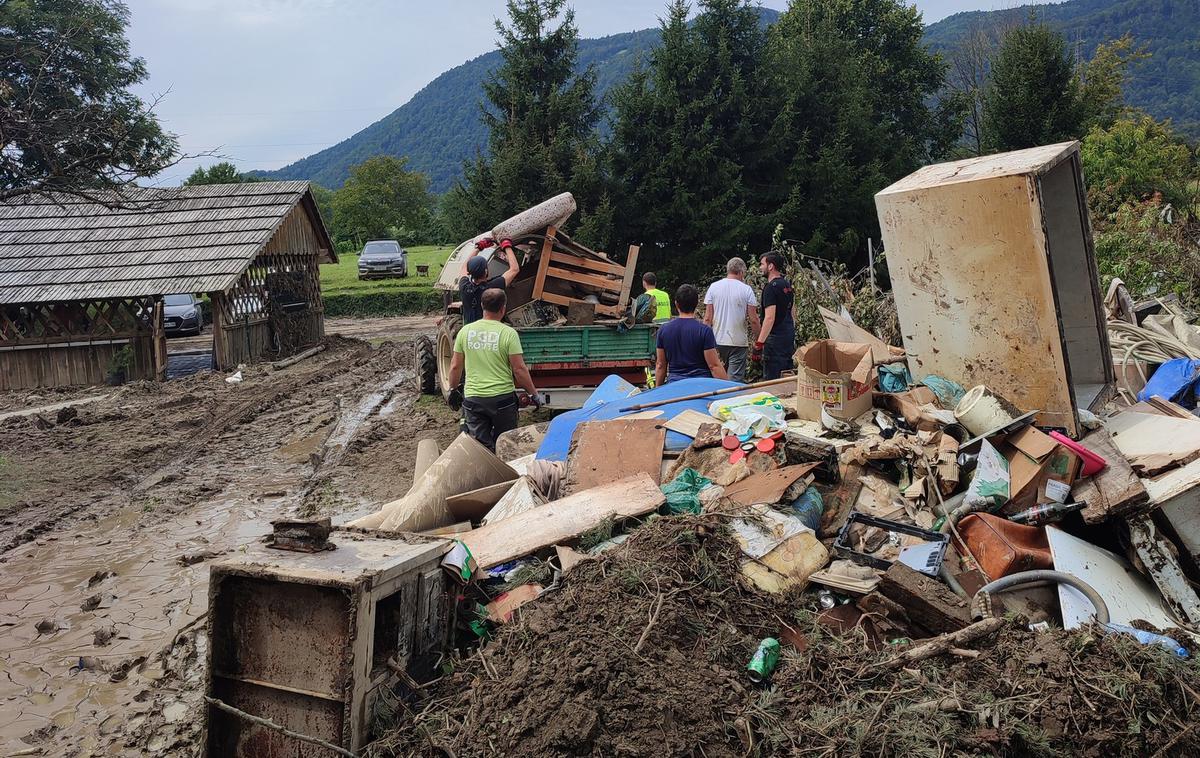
[
  {"x1": 444, "y1": 0, "x2": 604, "y2": 243},
  {"x1": 610, "y1": 0, "x2": 768, "y2": 280},
  {"x1": 983, "y1": 23, "x2": 1082, "y2": 151},
  {"x1": 758, "y1": 0, "x2": 961, "y2": 262}
]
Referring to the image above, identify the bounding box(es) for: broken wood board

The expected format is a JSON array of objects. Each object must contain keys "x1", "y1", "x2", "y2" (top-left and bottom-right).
[
  {"x1": 1148, "y1": 395, "x2": 1198, "y2": 420},
  {"x1": 421, "y1": 521, "x2": 473, "y2": 537},
  {"x1": 663, "y1": 409, "x2": 722, "y2": 438},
  {"x1": 623, "y1": 410, "x2": 664, "y2": 420},
  {"x1": 564, "y1": 418, "x2": 666, "y2": 494},
  {"x1": 459, "y1": 474, "x2": 665, "y2": 569},
  {"x1": 1128, "y1": 514, "x2": 1200, "y2": 625},
  {"x1": 1108, "y1": 411, "x2": 1200, "y2": 475},
  {"x1": 481, "y1": 476, "x2": 546, "y2": 525},
  {"x1": 1075, "y1": 427, "x2": 1150, "y2": 524},
  {"x1": 445, "y1": 480, "x2": 517, "y2": 522},
  {"x1": 723, "y1": 463, "x2": 820, "y2": 507},
  {"x1": 879, "y1": 562, "x2": 970, "y2": 635}
]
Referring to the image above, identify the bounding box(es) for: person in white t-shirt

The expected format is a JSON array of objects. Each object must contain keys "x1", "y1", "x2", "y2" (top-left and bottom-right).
[{"x1": 703, "y1": 257, "x2": 761, "y2": 383}]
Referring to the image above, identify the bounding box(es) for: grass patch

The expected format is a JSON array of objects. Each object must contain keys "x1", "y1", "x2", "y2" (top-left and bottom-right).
[{"x1": 320, "y1": 245, "x2": 454, "y2": 317}]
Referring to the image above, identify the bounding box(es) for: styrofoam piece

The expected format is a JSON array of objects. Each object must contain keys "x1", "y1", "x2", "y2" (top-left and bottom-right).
[{"x1": 1046, "y1": 525, "x2": 1180, "y2": 630}]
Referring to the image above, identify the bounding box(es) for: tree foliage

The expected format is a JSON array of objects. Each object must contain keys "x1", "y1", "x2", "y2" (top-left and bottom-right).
[
  {"x1": 183, "y1": 162, "x2": 262, "y2": 186},
  {"x1": 609, "y1": 0, "x2": 767, "y2": 279},
  {"x1": 331, "y1": 156, "x2": 432, "y2": 246},
  {"x1": 983, "y1": 22, "x2": 1083, "y2": 151},
  {"x1": 444, "y1": 0, "x2": 606, "y2": 244},
  {"x1": 0, "y1": 0, "x2": 179, "y2": 200},
  {"x1": 1082, "y1": 115, "x2": 1195, "y2": 215}
]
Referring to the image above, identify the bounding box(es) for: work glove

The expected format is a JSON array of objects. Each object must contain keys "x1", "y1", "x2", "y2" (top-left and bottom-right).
[
  {"x1": 751, "y1": 341, "x2": 764, "y2": 363},
  {"x1": 447, "y1": 386, "x2": 464, "y2": 412},
  {"x1": 474, "y1": 238, "x2": 495, "y2": 251},
  {"x1": 499, "y1": 238, "x2": 514, "y2": 250},
  {"x1": 521, "y1": 391, "x2": 546, "y2": 410}
]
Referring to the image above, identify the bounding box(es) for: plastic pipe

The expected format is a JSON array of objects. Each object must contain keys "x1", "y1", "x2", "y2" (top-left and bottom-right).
[{"x1": 972, "y1": 569, "x2": 1110, "y2": 625}]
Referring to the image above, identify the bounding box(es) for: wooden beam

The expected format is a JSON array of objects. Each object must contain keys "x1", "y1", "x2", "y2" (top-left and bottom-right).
[
  {"x1": 459, "y1": 474, "x2": 665, "y2": 569},
  {"x1": 1075, "y1": 427, "x2": 1151, "y2": 524},
  {"x1": 532, "y1": 226, "x2": 557, "y2": 301},
  {"x1": 618, "y1": 244, "x2": 640, "y2": 312}
]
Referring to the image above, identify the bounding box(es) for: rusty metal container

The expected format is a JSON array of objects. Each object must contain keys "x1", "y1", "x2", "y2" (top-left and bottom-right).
[
  {"x1": 875, "y1": 142, "x2": 1114, "y2": 438},
  {"x1": 204, "y1": 532, "x2": 447, "y2": 756}
]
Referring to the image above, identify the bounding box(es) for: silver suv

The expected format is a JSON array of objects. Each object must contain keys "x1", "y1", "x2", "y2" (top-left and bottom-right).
[{"x1": 357, "y1": 240, "x2": 408, "y2": 279}]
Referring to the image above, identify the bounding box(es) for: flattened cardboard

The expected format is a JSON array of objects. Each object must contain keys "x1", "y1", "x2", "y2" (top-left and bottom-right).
[
  {"x1": 485, "y1": 584, "x2": 543, "y2": 623},
  {"x1": 723, "y1": 463, "x2": 820, "y2": 506},
  {"x1": 795, "y1": 341, "x2": 877, "y2": 421}
]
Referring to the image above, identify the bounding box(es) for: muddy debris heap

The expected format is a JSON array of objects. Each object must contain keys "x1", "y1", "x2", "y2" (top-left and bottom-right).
[{"x1": 203, "y1": 147, "x2": 1200, "y2": 758}]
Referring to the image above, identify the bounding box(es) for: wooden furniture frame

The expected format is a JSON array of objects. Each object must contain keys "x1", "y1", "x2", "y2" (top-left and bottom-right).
[{"x1": 531, "y1": 226, "x2": 640, "y2": 318}]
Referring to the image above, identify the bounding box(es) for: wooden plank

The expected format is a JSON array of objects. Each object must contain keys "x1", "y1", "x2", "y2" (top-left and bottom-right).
[
  {"x1": 564, "y1": 419, "x2": 666, "y2": 493},
  {"x1": 878, "y1": 562, "x2": 970, "y2": 634},
  {"x1": 459, "y1": 474, "x2": 665, "y2": 569},
  {"x1": 664, "y1": 409, "x2": 722, "y2": 438},
  {"x1": 1148, "y1": 395, "x2": 1198, "y2": 420},
  {"x1": 548, "y1": 250, "x2": 624, "y2": 276},
  {"x1": 1076, "y1": 427, "x2": 1150, "y2": 524},
  {"x1": 531, "y1": 226, "x2": 557, "y2": 301},
  {"x1": 618, "y1": 244, "x2": 639, "y2": 312},
  {"x1": 544, "y1": 266, "x2": 621, "y2": 293},
  {"x1": 723, "y1": 463, "x2": 820, "y2": 506}
]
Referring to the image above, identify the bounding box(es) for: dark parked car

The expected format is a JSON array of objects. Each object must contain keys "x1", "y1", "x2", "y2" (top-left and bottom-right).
[
  {"x1": 163, "y1": 293, "x2": 204, "y2": 336},
  {"x1": 357, "y1": 240, "x2": 408, "y2": 279}
]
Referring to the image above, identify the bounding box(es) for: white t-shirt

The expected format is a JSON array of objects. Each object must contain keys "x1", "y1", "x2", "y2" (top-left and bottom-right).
[{"x1": 703, "y1": 277, "x2": 758, "y2": 347}]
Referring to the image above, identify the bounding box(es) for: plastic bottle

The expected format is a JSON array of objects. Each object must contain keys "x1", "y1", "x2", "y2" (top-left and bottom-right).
[
  {"x1": 1104, "y1": 622, "x2": 1189, "y2": 658},
  {"x1": 1008, "y1": 501, "x2": 1085, "y2": 526}
]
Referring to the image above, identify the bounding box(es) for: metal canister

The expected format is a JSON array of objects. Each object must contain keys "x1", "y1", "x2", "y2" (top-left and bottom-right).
[{"x1": 746, "y1": 637, "x2": 781, "y2": 682}]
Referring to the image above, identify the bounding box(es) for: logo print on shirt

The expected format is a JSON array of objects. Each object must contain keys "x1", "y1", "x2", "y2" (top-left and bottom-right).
[{"x1": 467, "y1": 328, "x2": 501, "y2": 352}]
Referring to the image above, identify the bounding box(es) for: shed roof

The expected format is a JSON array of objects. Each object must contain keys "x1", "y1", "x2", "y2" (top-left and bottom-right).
[{"x1": 0, "y1": 181, "x2": 335, "y2": 304}]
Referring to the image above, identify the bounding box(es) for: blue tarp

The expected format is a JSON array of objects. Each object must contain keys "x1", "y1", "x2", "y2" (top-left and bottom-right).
[
  {"x1": 535, "y1": 375, "x2": 747, "y2": 461},
  {"x1": 1138, "y1": 358, "x2": 1200, "y2": 407}
]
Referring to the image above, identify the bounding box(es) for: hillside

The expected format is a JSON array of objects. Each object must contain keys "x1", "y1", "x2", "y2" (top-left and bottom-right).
[
  {"x1": 925, "y1": 0, "x2": 1200, "y2": 136},
  {"x1": 260, "y1": 26, "x2": 665, "y2": 193},
  {"x1": 264, "y1": 0, "x2": 1197, "y2": 192}
]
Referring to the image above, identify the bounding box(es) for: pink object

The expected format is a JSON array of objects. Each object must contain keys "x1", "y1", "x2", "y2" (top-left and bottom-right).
[{"x1": 1049, "y1": 431, "x2": 1107, "y2": 477}]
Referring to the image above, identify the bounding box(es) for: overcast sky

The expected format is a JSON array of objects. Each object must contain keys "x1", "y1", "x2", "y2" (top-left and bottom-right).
[{"x1": 126, "y1": 0, "x2": 1017, "y2": 186}]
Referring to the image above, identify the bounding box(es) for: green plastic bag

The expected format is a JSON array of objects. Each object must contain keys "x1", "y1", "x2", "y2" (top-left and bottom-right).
[{"x1": 660, "y1": 467, "x2": 712, "y2": 515}]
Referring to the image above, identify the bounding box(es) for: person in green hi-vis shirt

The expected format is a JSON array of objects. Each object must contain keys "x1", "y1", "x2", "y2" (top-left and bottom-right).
[{"x1": 642, "y1": 272, "x2": 671, "y2": 321}]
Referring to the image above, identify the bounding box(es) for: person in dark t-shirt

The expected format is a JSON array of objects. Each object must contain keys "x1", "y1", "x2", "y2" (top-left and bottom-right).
[
  {"x1": 458, "y1": 238, "x2": 520, "y2": 324},
  {"x1": 754, "y1": 252, "x2": 796, "y2": 380},
  {"x1": 655, "y1": 284, "x2": 729, "y2": 385}
]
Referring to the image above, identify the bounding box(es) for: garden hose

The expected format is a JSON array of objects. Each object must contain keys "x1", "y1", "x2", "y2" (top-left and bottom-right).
[{"x1": 971, "y1": 569, "x2": 1110, "y2": 624}]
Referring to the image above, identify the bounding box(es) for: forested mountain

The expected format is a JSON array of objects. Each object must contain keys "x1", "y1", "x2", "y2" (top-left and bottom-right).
[
  {"x1": 262, "y1": 0, "x2": 1196, "y2": 192},
  {"x1": 259, "y1": 10, "x2": 779, "y2": 192},
  {"x1": 926, "y1": 0, "x2": 1199, "y2": 136}
]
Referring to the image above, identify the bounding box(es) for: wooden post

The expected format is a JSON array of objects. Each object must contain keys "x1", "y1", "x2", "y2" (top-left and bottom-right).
[
  {"x1": 618, "y1": 244, "x2": 640, "y2": 312},
  {"x1": 532, "y1": 226, "x2": 557, "y2": 302},
  {"x1": 151, "y1": 298, "x2": 167, "y2": 381}
]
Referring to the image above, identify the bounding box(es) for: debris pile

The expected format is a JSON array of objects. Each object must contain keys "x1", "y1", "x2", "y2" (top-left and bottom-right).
[{"x1": 366, "y1": 518, "x2": 1200, "y2": 758}]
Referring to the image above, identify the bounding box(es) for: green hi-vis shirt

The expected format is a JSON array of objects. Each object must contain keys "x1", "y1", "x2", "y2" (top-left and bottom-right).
[
  {"x1": 646, "y1": 288, "x2": 671, "y2": 320},
  {"x1": 454, "y1": 319, "x2": 523, "y2": 398}
]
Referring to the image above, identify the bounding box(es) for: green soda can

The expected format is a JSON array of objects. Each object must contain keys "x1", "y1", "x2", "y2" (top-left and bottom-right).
[{"x1": 746, "y1": 637, "x2": 781, "y2": 682}]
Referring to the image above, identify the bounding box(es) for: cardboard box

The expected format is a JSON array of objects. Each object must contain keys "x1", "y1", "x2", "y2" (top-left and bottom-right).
[
  {"x1": 794, "y1": 341, "x2": 876, "y2": 421},
  {"x1": 999, "y1": 426, "x2": 1081, "y2": 511}
]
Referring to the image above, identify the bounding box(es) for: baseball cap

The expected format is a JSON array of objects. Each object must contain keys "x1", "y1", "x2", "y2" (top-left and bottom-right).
[{"x1": 467, "y1": 256, "x2": 488, "y2": 279}]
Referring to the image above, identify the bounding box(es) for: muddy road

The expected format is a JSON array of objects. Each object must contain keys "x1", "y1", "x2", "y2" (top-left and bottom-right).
[{"x1": 0, "y1": 335, "x2": 461, "y2": 756}]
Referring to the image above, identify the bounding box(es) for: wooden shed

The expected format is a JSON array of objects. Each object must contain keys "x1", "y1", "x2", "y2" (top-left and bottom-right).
[{"x1": 0, "y1": 181, "x2": 334, "y2": 390}]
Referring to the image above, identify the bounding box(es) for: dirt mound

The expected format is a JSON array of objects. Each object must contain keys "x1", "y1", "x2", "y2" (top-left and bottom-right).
[{"x1": 369, "y1": 517, "x2": 1200, "y2": 758}]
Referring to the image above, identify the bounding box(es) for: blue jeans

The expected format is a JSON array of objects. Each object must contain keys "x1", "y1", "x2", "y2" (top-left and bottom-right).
[
  {"x1": 762, "y1": 329, "x2": 795, "y2": 380},
  {"x1": 718, "y1": 345, "x2": 749, "y2": 383}
]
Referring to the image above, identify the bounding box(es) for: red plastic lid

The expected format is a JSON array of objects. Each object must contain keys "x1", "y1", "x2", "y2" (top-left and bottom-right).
[
  {"x1": 722, "y1": 435, "x2": 740, "y2": 450},
  {"x1": 729, "y1": 449, "x2": 746, "y2": 465},
  {"x1": 756, "y1": 437, "x2": 775, "y2": 453}
]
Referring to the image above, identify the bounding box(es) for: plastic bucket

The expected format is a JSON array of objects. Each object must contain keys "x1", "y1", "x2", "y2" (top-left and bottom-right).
[{"x1": 955, "y1": 385, "x2": 1017, "y2": 437}]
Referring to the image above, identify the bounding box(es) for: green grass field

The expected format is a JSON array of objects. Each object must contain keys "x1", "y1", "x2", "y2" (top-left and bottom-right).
[{"x1": 320, "y1": 245, "x2": 455, "y2": 316}]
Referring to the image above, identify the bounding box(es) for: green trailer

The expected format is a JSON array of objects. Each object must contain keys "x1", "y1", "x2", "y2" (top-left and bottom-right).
[{"x1": 415, "y1": 316, "x2": 657, "y2": 410}]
